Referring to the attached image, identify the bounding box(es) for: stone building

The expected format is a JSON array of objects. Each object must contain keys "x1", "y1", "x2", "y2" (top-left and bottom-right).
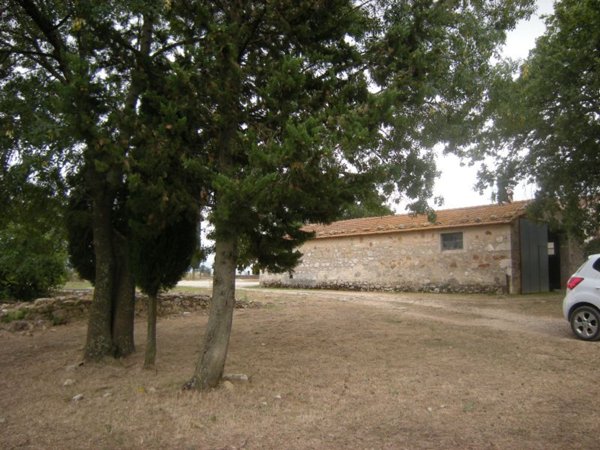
[{"x1": 260, "y1": 201, "x2": 583, "y2": 294}]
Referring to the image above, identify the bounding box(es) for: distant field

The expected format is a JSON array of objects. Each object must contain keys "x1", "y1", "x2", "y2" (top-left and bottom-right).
[{"x1": 62, "y1": 280, "x2": 94, "y2": 290}]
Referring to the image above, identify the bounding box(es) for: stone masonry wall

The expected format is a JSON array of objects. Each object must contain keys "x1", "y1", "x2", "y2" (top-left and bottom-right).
[{"x1": 261, "y1": 224, "x2": 515, "y2": 294}]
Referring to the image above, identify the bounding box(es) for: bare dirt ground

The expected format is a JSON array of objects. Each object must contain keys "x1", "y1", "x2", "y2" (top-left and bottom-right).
[{"x1": 1, "y1": 287, "x2": 598, "y2": 450}]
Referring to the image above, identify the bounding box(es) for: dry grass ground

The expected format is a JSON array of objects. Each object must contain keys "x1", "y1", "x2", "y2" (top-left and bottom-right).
[{"x1": 1, "y1": 288, "x2": 599, "y2": 449}]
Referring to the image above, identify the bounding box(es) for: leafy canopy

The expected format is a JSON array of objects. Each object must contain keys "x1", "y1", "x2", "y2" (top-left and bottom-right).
[
  {"x1": 1, "y1": 0, "x2": 536, "y2": 280},
  {"x1": 1, "y1": 0, "x2": 205, "y2": 287},
  {"x1": 471, "y1": 0, "x2": 600, "y2": 238},
  {"x1": 172, "y1": 0, "x2": 534, "y2": 273},
  {"x1": 0, "y1": 174, "x2": 67, "y2": 300}
]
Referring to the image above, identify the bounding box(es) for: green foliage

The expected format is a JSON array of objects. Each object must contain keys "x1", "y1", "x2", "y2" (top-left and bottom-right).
[
  {"x1": 0, "y1": 221, "x2": 67, "y2": 301},
  {"x1": 64, "y1": 184, "x2": 96, "y2": 283},
  {"x1": 471, "y1": 0, "x2": 600, "y2": 238},
  {"x1": 131, "y1": 212, "x2": 199, "y2": 297},
  {"x1": 0, "y1": 309, "x2": 27, "y2": 323},
  {"x1": 0, "y1": 154, "x2": 68, "y2": 300},
  {"x1": 2, "y1": 0, "x2": 206, "y2": 293},
  {"x1": 128, "y1": 139, "x2": 201, "y2": 297},
  {"x1": 173, "y1": 0, "x2": 533, "y2": 274},
  {"x1": 1, "y1": 0, "x2": 536, "y2": 287},
  {"x1": 126, "y1": 61, "x2": 204, "y2": 297},
  {"x1": 339, "y1": 192, "x2": 395, "y2": 220}
]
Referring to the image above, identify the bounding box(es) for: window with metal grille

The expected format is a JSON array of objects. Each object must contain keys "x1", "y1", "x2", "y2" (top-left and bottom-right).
[{"x1": 441, "y1": 232, "x2": 463, "y2": 251}]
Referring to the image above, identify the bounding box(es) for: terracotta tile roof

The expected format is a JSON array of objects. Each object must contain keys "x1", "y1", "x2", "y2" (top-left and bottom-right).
[{"x1": 305, "y1": 200, "x2": 530, "y2": 239}]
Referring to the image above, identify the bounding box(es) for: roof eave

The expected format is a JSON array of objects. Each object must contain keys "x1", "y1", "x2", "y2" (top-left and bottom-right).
[{"x1": 313, "y1": 218, "x2": 520, "y2": 240}]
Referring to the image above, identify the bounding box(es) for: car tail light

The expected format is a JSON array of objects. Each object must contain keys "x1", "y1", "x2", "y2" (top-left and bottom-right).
[{"x1": 567, "y1": 276, "x2": 584, "y2": 290}]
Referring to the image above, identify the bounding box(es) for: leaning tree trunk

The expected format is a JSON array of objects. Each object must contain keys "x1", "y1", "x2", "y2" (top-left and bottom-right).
[
  {"x1": 84, "y1": 192, "x2": 115, "y2": 360},
  {"x1": 144, "y1": 292, "x2": 158, "y2": 369},
  {"x1": 190, "y1": 236, "x2": 237, "y2": 390},
  {"x1": 112, "y1": 233, "x2": 136, "y2": 358}
]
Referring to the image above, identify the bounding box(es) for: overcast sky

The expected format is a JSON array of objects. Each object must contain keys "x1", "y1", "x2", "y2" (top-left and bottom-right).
[{"x1": 427, "y1": 0, "x2": 555, "y2": 211}]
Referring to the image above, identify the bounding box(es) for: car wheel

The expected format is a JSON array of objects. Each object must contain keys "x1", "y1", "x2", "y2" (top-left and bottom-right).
[{"x1": 570, "y1": 306, "x2": 600, "y2": 341}]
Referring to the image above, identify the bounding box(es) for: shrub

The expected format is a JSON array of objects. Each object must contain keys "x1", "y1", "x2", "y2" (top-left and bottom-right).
[
  {"x1": 0, "y1": 309, "x2": 27, "y2": 323},
  {"x1": 0, "y1": 222, "x2": 67, "y2": 301}
]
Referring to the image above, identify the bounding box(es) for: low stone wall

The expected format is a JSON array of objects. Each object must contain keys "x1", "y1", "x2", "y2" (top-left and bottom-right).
[
  {"x1": 0, "y1": 291, "x2": 260, "y2": 333},
  {"x1": 260, "y1": 279, "x2": 506, "y2": 295}
]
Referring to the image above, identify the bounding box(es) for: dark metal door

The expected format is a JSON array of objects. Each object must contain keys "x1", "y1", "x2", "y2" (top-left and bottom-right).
[
  {"x1": 548, "y1": 232, "x2": 561, "y2": 290},
  {"x1": 520, "y1": 218, "x2": 549, "y2": 294}
]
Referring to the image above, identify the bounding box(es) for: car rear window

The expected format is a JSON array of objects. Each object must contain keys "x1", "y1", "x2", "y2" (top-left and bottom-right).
[{"x1": 593, "y1": 257, "x2": 600, "y2": 273}]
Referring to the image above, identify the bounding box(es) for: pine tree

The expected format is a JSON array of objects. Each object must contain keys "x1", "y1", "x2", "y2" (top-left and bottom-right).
[
  {"x1": 127, "y1": 83, "x2": 202, "y2": 368},
  {"x1": 173, "y1": 0, "x2": 534, "y2": 389},
  {"x1": 1, "y1": 1, "x2": 203, "y2": 359}
]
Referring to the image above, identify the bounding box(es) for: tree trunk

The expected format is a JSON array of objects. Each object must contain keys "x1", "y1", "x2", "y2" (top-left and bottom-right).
[
  {"x1": 144, "y1": 292, "x2": 158, "y2": 369},
  {"x1": 112, "y1": 232, "x2": 136, "y2": 357},
  {"x1": 84, "y1": 192, "x2": 115, "y2": 360},
  {"x1": 190, "y1": 236, "x2": 237, "y2": 390}
]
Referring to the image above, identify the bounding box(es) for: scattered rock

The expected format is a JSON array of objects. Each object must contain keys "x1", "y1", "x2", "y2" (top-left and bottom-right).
[
  {"x1": 0, "y1": 417, "x2": 5, "y2": 424},
  {"x1": 274, "y1": 394, "x2": 282, "y2": 400},
  {"x1": 71, "y1": 394, "x2": 84, "y2": 402},
  {"x1": 63, "y1": 379, "x2": 75, "y2": 387},
  {"x1": 181, "y1": 379, "x2": 196, "y2": 391},
  {"x1": 51, "y1": 309, "x2": 68, "y2": 325},
  {"x1": 182, "y1": 311, "x2": 191, "y2": 317},
  {"x1": 223, "y1": 373, "x2": 249, "y2": 383},
  {"x1": 222, "y1": 381, "x2": 235, "y2": 392},
  {"x1": 103, "y1": 391, "x2": 112, "y2": 398},
  {"x1": 34, "y1": 298, "x2": 54, "y2": 306},
  {"x1": 9, "y1": 320, "x2": 30, "y2": 332},
  {"x1": 65, "y1": 361, "x2": 84, "y2": 371}
]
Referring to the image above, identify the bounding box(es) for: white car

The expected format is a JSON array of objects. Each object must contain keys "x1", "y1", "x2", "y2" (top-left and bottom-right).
[{"x1": 563, "y1": 254, "x2": 600, "y2": 340}]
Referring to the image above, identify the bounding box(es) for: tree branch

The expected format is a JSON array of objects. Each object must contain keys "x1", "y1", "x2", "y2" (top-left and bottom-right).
[
  {"x1": 237, "y1": 3, "x2": 268, "y2": 65},
  {"x1": 16, "y1": 0, "x2": 71, "y2": 80},
  {"x1": 0, "y1": 43, "x2": 51, "y2": 59},
  {"x1": 151, "y1": 37, "x2": 205, "y2": 58},
  {"x1": 50, "y1": 13, "x2": 71, "y2": 33},
  {"x1": 0, "y1": 38, "x2": 66, "y2": 82}
]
